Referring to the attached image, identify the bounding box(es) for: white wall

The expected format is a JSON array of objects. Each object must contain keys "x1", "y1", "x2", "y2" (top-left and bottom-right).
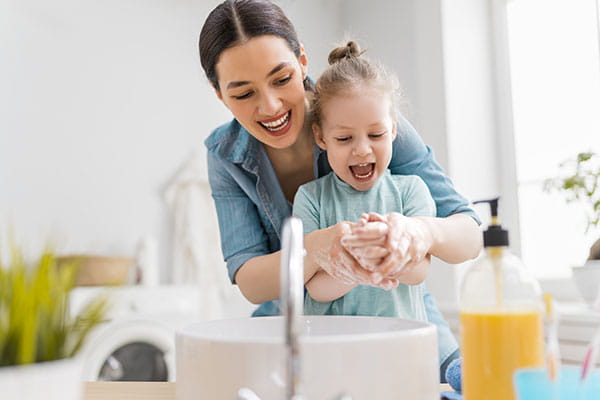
[{"x1": 0, "y1": 0, "x2": 343, "y2": 282}]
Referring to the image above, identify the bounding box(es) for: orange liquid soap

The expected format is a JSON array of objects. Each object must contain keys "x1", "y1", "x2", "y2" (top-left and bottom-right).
[{"x1": 460, "y1": 310, "x2": 544, "y2": 400}]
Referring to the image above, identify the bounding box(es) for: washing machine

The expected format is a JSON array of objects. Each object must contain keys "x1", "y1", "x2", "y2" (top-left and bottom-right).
[{"x1": 69, "y1": 285, "x2": 201, "y2": 382}]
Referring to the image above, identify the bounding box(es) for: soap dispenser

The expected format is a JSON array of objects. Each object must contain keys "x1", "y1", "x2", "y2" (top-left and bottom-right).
[{"x1": 459, "y1": 197, "x2": 544, "y2": 400}]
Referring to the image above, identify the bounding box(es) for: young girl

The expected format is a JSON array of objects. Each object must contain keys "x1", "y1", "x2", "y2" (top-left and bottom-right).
[{"x1": 293, "y1": 41, "x2": 434, "y2": 321}]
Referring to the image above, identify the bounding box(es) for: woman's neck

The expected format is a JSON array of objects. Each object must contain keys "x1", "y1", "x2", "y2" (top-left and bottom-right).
[{"x1": 264, "y1": 126, "x2": 315, "y2": 203}]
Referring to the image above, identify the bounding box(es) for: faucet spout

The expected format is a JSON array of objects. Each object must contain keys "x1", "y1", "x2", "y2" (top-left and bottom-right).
[{"x1": 280, "y1": 216, "x2": 305, "y2": 400}]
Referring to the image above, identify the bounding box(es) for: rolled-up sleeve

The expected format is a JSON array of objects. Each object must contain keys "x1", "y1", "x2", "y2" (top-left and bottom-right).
[
  {"x1": 390, "y1": 115, "x2": 481, "y2": 224},
  {"x1": 207, "y1": 152, "x2": 271, "y2": 283}
]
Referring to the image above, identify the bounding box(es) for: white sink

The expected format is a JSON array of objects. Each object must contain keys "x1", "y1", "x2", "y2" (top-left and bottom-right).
[{"x1": 176, "y1": 315, "x2": 439, "y2": 400}]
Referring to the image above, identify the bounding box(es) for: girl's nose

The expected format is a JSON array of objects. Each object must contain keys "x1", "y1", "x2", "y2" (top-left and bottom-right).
[
  {"x1": 352, "y1": 138, "x2": 373, "y2": 157},
  {"x1": 257, "y1": 90, "x2": 282, "y2": 116}
]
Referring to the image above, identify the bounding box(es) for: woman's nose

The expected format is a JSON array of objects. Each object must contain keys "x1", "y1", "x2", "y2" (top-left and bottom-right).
[{"x1": 257, "y1": 90, "x2": 282, "y2": 116}]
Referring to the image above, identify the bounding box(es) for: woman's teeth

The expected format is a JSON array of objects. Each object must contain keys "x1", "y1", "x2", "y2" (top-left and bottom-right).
[
  {"x1": 350, "y1": 163, "x2": 375, "y2": 179},
  {"x1": 260, "y1": 112, "x2": 290, "y2": 132}
]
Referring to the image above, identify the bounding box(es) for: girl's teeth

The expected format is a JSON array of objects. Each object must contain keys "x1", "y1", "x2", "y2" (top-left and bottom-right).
[
  {"x1": 261, "y1": 112, "x2": 290, "y2": 131},
  {"x1": 351, "y1": 163, "x2": 375, "y2": 179},
  {"x1": 355, "y1": 170, "x2": 373, "y2": 179}
]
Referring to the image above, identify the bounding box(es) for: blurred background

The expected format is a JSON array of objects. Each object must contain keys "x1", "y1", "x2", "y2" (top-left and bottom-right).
[{"x1": 1, "y1": 0, "x2": 599, "y2": 305}]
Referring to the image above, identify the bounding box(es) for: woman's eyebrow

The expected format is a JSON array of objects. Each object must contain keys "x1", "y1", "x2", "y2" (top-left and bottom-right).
[
  {"x1": 227, "y1": 80, "x2": 250, "y2": 90},
  {"x1": 266, "y1": 62, "x2": 290, "y2": 77},
  {"x1": 226, "y1": 62, "x2": 291, "y2": 90}
]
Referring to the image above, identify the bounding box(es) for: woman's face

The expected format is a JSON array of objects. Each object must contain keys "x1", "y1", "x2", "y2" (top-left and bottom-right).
[
  {"x1": 215, "y1": 35, "x2": 308, "y2": 149},
  {"x1": 313, "y1": 86, "x2": 396, "y2": 191}
]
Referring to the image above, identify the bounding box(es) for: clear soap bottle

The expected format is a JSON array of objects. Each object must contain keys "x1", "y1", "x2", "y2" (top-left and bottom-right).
[{"x1": 459, "y1": 198, "x2": 544, "y2": 400}]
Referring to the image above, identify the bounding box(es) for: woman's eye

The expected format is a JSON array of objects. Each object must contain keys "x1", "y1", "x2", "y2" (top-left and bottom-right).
[
  {"x1": 275, "y1": 75, "x2": 292, "y2": 85},
  {"x1": 233, "y1": 91, "x2": 253, "y2": 100}
]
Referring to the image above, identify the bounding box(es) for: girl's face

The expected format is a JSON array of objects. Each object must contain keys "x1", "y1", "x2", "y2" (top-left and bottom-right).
[
  {"x1": 215, "y1": 35, "x2": 308, "y2": 149},
  {"x1": 314, "y1": 86, "x2": 396, "y2": 191}
]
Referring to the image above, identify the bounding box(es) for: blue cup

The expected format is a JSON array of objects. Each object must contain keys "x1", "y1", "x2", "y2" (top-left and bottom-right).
[{"x1": 514, "y1": 366, "x2": 600, "y2": 399}]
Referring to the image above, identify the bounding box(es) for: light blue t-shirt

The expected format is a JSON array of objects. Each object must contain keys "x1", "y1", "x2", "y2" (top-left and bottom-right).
[{"x1": 292, "y1": 170, "x2": 436, "y2": 321}]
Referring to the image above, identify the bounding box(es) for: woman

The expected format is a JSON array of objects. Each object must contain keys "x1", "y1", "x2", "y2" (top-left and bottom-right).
[{"x1": 199, "y1": 0, "x2": 481, "y2": 380}]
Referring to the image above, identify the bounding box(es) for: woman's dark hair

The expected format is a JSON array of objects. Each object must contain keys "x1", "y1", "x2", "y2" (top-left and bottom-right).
[{"x1": 199, "y1": 0, "x2": 302, "y2": 91}]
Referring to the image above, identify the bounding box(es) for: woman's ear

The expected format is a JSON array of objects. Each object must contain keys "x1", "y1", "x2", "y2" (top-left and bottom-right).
[
  {"x1": 299, "y1": 43, "x2": 308, "y2": 80},
  {"x1": 214, "y1": 85, "x2": 224, "y2": 102},
  {"x1": 313, "y1": 123, "x2": 327, "y2": 150}
]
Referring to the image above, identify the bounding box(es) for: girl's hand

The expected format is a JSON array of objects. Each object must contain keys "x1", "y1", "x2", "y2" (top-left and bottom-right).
[
  {"x1": 310, "y1": 221, "x2": 379, "y2": 286},
  {"x1": 341, "y1": 213, "x2": 389, "y2": 271},
  {"x1": 340, "y1": 213, "x2": 400, "y2": 290},
  {"x1": 342, "y1": 212, "x2": 432, "y2": 286}
]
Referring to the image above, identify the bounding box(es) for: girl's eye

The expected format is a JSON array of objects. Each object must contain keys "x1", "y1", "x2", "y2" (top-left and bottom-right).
[
  {"x1": 275, "y1": 75, "x2": 292, "y2": 86},
  {"x1": 335, "y1": 137, "x2": 351, "y2": 142},
  {"x1": 369, "y1": 132, "x2": 386, "y2": 138},
  {"x1": 233, "y1": 91, "x2": 253, "y2": 100}
]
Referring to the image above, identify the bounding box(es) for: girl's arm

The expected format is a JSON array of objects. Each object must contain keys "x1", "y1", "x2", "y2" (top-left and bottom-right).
[{"x1": 305, "y1": 270, "x2": 357, "y2": 303}]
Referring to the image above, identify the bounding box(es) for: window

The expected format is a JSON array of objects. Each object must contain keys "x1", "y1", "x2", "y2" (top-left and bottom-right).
[{"x1": 505, "y1": 0, "x2": 600, "y2": 278}]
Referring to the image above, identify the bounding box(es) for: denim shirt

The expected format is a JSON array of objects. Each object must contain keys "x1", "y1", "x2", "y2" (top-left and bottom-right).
[{"x1": 205, "y1": 115, "x2": 479, "y2": 365}]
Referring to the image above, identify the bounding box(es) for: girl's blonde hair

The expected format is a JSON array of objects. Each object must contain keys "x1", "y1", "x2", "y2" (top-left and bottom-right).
[{"x1": 312, "y1": 41, "x2": 400, "y2": 128}]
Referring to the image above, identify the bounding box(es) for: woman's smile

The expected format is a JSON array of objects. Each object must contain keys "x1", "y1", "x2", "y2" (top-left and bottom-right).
[{"x1": 258, "y1": 110, "x2": 292, "y2": 136}]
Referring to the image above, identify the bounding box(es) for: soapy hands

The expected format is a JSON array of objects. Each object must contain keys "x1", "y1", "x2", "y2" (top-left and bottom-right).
[
  {"x1": 311, "y1": 221, "x2": 376, "y2": 286},
  {"x1": 339, "y1": 212, "x2": 433, "y2": 289}
]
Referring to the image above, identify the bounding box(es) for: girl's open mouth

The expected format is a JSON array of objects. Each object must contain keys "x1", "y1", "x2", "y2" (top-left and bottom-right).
[
  {"x1": 258, "y1": 111, "x2": 292, "y2": 136},
  {"x1": 349, "y1": 163, "x2": 375, "y2": 180}
]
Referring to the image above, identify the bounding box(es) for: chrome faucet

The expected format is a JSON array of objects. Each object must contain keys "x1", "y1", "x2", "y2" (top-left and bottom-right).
[
  {"x1": 279, "y1": 216, "x2": 305, "y2": 400},
  {"x1": 236, "y1": 216, "x2": 305, "y2": 400},
  {"x1": 237, "y1": 217, "x2": 351, "y2": 400}
]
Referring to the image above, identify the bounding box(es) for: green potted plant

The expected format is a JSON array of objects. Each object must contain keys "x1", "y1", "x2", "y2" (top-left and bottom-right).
[
  {"x1": 0, "y1": 245, "x2": 108, "y2": 400},
  {"x1": 544, "y1": 151, "x2": 600, "y2": 303}
]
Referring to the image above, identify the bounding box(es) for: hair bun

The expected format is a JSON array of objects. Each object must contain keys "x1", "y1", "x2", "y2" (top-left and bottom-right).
[{"x1": 327, "y1": 41, "x2": 362, "y2": 65}]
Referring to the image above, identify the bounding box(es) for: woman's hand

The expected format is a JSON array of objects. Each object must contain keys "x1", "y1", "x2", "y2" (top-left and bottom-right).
[{"x1": 377, "y1": 212, "x2": 434, "y2": 279}]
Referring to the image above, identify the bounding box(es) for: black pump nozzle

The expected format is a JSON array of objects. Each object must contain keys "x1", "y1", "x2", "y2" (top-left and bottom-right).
[
  {"x1": 473, "y1": 197, "x2": 509, "y2": 247},
  {"x1": 473, "y1": 197, "x2": 499, "y2": 218}
]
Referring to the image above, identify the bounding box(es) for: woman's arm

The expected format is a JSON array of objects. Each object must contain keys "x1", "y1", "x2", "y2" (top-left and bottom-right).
[
  {"x1": 234, "y1": 249, "x2": 319, "y2": 304},
  {"x1": 385, "y1": 115, "x2": 482, "y2": 265},
  {"x1": 416, "y1": 213, "x2": 482, "y2": 263},
  {"x1": 390, "y1": 115, "x2": 481, "y2": 224}
]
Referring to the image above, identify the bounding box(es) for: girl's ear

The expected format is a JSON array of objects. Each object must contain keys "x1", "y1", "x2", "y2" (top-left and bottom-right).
[
  {"x1": 312, "y1": 123, "x2": 327, "y2": 150},
  {"x1": 391, "y1": 120, "x2": 398, "y2": 140}
]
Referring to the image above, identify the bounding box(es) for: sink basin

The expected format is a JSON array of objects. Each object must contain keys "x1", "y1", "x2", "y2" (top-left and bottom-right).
[{"x1": 176, "y1": 315, "x2": 438, "y2": 399}]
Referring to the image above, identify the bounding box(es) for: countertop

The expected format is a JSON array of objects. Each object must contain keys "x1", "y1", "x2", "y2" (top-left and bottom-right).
[{"x1": 84, "y1": 382, "x2": 453, "y2": 399}]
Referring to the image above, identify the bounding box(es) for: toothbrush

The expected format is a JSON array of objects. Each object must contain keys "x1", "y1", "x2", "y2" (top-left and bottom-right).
[
  {"x1": 580, "y1": 326, "x2": 600, "y2": 381},
  {"x1": 544, "y1": 293, "x2": 561, "y2": 381}
]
